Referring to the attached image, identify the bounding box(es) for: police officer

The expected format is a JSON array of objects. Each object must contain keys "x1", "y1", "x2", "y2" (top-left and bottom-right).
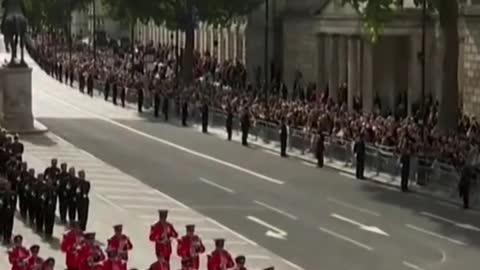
[
  {"x1": 44, "y1": 158, "x2": 60, "y2": 182},
  {"x1": 154, "y1": 89, "x2": 160, "y2": 118},
  {"x1": 121, "y1": 85, "x2": 127, "y2": 108},
  {"x1": 459, "y1": 167, "x2": 471, "y2": 209},
  {"x1": 226, "y1": 105, "x2": 233, "y2": 141},
  {"x1": 69, "y1": 66, "x2": 75, "y2": 87},
  {"x1": 400, "y1": 149, "x2": 410, "y2": 192},
  {"x1": 76, "y1": 170, "x2": 91, "y2": 231},
  {"x1": 201, "y1": 101, "x2": 209, "y2": 133},
  {"x1": 34, "y1": 173, "x2": 47, "y2": 233},
  {"x1": 44, "y1": 178, "x2": 57, "y2": 239},
  {"x1": 162, "y1": 94, "x2": 169, "y2": 121},
  {"x1": 58, "y1": 62, "x2": 63, "y2": 83},
  {"x1": 112, "y1": 79, "x2": 118, "y2": 105},
  {"x1": 2, "y1": 182, "x2": 17, "y2": 244},
  {"x1": 279, "y1": 118, "x2": 287, "y2": 157},
  {"x1": 87, "y1": 72, "x2": 94, "y2": 97},
  {"x1": 316, "y1": 131, "x2": 325, "y2": 168},
  {"x1": 241, "y1": 109, "x2": 250, "y2": 146},
  {"x1": 67, "y1": 167, "x2": 78, "y2": 223},
  {"x1": 181, "y1": 98, "x2": 188, "y2": 127},
  {"x1": 17, "y1": 162, "x2": 29, "y2": 220},
  {"x1": 137, "y1": 88, "x2": 144, "y2": 113},
  {"x1": 57, "y1": 163, "x2": 70, "y2": 224},
  {"x1": 79, "y1": 70, "x2": 85, "y2": 93},
  {"x1": 353, "y1": 134, "x2": 366, "y2": 180},
  {"x1": 104, "y1": 77, "x2": 111, "y2": 101}
]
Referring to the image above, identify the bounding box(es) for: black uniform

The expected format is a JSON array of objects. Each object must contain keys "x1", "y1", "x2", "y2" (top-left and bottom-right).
[
  {"x1": 6, "y1": 161, "x2": 20, "y2": 191},
  {"x1": 87, "y1": 74, "x2": 94, "y2": 97},
  {"x1": 67, "y1": 175, "x2": 79, "y2": 223},
  {"x1": 17, "y1": 170, "x2": 30, "y2": 219},
  {"x1": 69, "y1": 68, "x2": 74, "y2": 86},
  {"x1": 112, "y1": 82, "x2": 118, "y2": 105},
  {"x1": 400, "y1": 152, "x2": 410, "y2": 192},
  {"x1": 27, "y1": 178, "x2": 39, "y2": 226},
  {"x1": 75, "y1": 180, "x2": 91, "y2": 231},
  {"x1": 1, "y1": 189, "x2": 16, "y2": 244},
  {"x1": 120, "y1": 87, "x2": 126, "y2": 108},
  {"x1": 79, "y1": 72, "x2": 85, "y2": 93},
  {"x1": 58, "y1": 63, "x2": 63, "y2": 82},
  {"x1": 137, "y1": 88, "x2": 144, "y2": 113},
  {"x1": 154, "y1": 91, "x2": 160, "y2": 118},
  {"x1": 226, "y1": 109, "x2": 233, "y2": 141},
  {"x1": 201, "y1": 103, "x2": 209, "y2": 133},
  {"x1": 162, "y1": 97, "x2": 169, "y2": 121},
  {"x1": 353, "y1": 138, "x2": 366, "y2": 179},
  {"x1": 11, "y1": 141, "x2": 24, "y2": 161},
  {"x1": 0, "y1": 148, "x2": 9, "y2": 175},
  {"x1": 44, "y1": 166, "x2": 60, "y2": 183},
  {"x1": 57, "y1": 170, "x2": 70, "y2": 223},
  {"x1": 104, "y1": 79, "x2": 111, "y2": 101},
  {"x1": 43, "y1": 184, "x2": 57, "y2": 237},
  {"x1": 241, "y1": 112, "x2": 250, "y2": 146},
  {"x1": 181, "y1": 101, "x2": 188, "y2": 126},
  {"x1": 35, "y1": 181, "x2": 48, "y2": 233},
  {"x1": 0, "y1": 189, "x2": 5, "y2": 239},
  {"x1": 459, "y1": 168, "x2": 471, "y2": 209},
  {"x1": 279, "y1": 122, "x2": 287, "y2": 157},
  {"x1": 316, "y1": 133, "x2": 325, "y2": 168}
]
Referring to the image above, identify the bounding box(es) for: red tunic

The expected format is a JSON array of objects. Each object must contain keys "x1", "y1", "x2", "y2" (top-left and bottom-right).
[
  {"x1": 148, "y1": 261, "x2": 170, "y2": 270},
  {"x1": 26, "y1": 256, "x2": 44, "y2": 270},
  {"x1": 62, "y1": 231, "x2": 82, "y2": 268},
  {"x1": 149, "y1": 222, "x2": 178, "y2": 260},
  {"x1": 8, "y1": 246, "x2": 30, "y2": 270},
  {"x1": 207, "y1": 250, "x2": 234, "y2": 270},
  {"x1": 177, "y1": 235, "x2": 205, "y2": 270},
  {"x1": 101, "y1": 259, "x2": 127, "y2": 270},
  {"x1": 78, "y1": 244, "x2": 106, "y2": 270},
  {"x1": 106, "y1": 234, "x2": 133, "y2": 261}
]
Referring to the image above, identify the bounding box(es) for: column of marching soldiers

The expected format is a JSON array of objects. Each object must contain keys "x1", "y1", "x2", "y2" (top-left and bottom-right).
[{"x1": 0, "y1": 131, "x2": 274, "y2": 270}]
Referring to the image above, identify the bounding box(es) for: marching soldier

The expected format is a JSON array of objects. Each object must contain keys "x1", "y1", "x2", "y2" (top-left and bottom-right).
[
  {"x1": 181, "y1": 98, "x2": 188, "y2": 127},
  {"x1": 6, "y1": 157, "x2": 20, "y2": 191},
  {"x1": 44, "y1": 178, "x2": 57, "y2": 239},
  {"x1": 162, "y1": 95, "x2": 169, "y2": 121},
  {"x1": 207, "y1": 239, "x2": 234, "y2": 270},
  {"x1": 67, "y1": 167, "x2": 78, "y2": 224},
  {"x1": 177, "y1": 224, "x2": 205, "y2": 270},
  {"x1": 120, "y1": 85, "x2": 126, "y2": 108},
  {"x1": 76, "y1": 170, "x2": 91, "y2": 231},
  {"x1": 316, "y1": 131, "x2": 325, "y2": 168},
  {"x1": 106, "y1": 224, "x2": 133, "y2": 261},
  {"x1": 225, "y1": 105, "x2": 233, "y2": 141},
  {"x1": 11, "y1": 134, "x2": 23, "y2": 161},
  {"x1": 201, "y1": 101, "x2": 209, "y2": 133},
  {"x1": 42, "y1": 257, "x2": 56, "y2": 270},
  {"x1": 26, "y1": 245, "x2": 44, "y2": 269},
  {"x1": 0, "y1": 182, "x2": 6, "y2": 241},
  {"x1": 400, "y1": 148, "x2": 411, "y2": 192},
  {"x1": 241, "y1": 110, "x2": 250, "y2": 146},
  {"x1": 61, "y1": 222, "x2": 83, "y2": 270},
  {"x1": 137, "y1": 88, "x2": 144, "y2": 113},
  {"x1": 459, "y1": 167, "x2": 471, "y2": 209},
  {"x1": 154, "y1": 90, "x2": 160, "y2": 118},
  {"x1": 8, "y1": 235, "x2": 30, "y2": 270},
  {"x1": 44, "y1": 158, "x2": 60, "y2": 182},
  {"x1": 104, "y1": 77, "x2": 111, "y2": 101},
  {"x1": 35, "y1": 173, "x2": 47, "y2": 234},
  {"x1": 17, "y1": 162, "x2": 29, "y2": 219},
  {"x1": 87, "y1": 73, "x2": 94, "y2": 97},
  {"x1": 233, "y1": 256, "x2": 247, "y2": 270},
  {"x1": 149, "y1": 209, "x2": 178, "y2": 266},
  {"x1": 279, "y1": 118, "x2": 287, "y2": 157},
  {"x1": 58, "y1": 163, "x2": 70, "y2": 224},
  {"x1": 26, "y1": 170, "x2": 38, "y2": 226},
  {"x1": 353, "y1": 133, "x2": 366, "y2": 180},
  {"x1": 112, "y1": 80, "x2": 118, "y2": 105},
  {"x1": 78, "y1": 233, "x2": 105, "y2": 270},
  {"x1": 2, "y1": 182, "x2": 17, "y2": 244}
]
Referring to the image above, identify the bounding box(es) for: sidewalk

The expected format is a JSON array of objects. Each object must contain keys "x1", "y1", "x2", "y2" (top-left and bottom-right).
[{"x1": 0, "y1": 131, "x2": 300, "y2": 270}]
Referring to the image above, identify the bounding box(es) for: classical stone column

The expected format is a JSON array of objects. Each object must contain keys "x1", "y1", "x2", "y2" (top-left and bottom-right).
[
  {"x1": 232, "y1": 24, "x2": 239, "y2": 60},
  {"x1": 316, "y1": 34, "x2": 327, "y2": 92},
  {"x1": 223, "y1": 28, "x2": 230, "y2": 61},
  {"x1": 362, "y1": 40, "x2": 374, "y2": 113},
  {"x1": 328, "y1": 35, "x2": 339, "y2": 102},
  {"x1": 338, "y1": 36, "x2": 348, "y2": 86},
  {"x1": 408, "y1": 35, "x2": 421, "y2": 116},
  {"x1": 347, "y1": 37, "x2": 358, "y2": 111}
]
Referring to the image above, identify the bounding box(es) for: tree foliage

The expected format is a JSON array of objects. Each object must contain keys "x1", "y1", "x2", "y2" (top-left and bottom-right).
[
  {"x1": 344, "y1": 0, "x2": 460, "y2": 130},
  {"x1": 23, "y1": 0, "x2": 92, "y2": 30}
]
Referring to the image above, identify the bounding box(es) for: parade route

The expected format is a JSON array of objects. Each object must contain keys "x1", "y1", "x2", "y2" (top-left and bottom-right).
[{"x1": 2, "y1": 46, "x2": 480, "y2": 270}]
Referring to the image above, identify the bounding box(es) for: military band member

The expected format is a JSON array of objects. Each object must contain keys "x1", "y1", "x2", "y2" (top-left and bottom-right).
[
  {"x1": 106, "y1": 224, "x2": 133, "y2": 261},
  {"x1": 79, "y1": 233, "x2": 105, "y2": 270},
  {"x1": 27, "y1": 245, "x2": 44, "y2": 270},
  {"x1": 6, "y1": 157, "x2": 20, "y2": 191},
  {"x1": 42, "y1": 257, "x2": 56, "y2": 270},
  {"x1": 58, "y1": 163, "x2": 70, "y2": 224},
  {"x1": 44, "y1": 178, "x2": 58, "y2": 239},
  {"x1": 102, "y1": 250, "x2": 127, "y2": 270},
  {"x1": 207, "y1": 239, "x2": 234, "y2": 270},
  {"x1": 67, "y1": 167, "x2": 78, "y2": 224},
  {"x1": 148, "y1": 253, "x2": 169, "y2": 270},
  {"x1": 149, "y1": 209, "x2": 178, "y2": 266},
  {"x1": 233, "y1": 256, "x2": 247, "y2": 270},
  {"x1": 2, "y1": 182, "x2": 17, "y2": 244},
  {"x1": 177, "y1": 224, "x2": 205, "y2": 270},
  {"x1": 76, "y1": 170, "x2": 91, "y2": 231},
  {"x1": 8, "y1": 235, "x2": 30, "y2": 270},
  {"x1": 61, "y1": 222, "x2": 84, "y2": 270},
  {"x1": 44, "y1": 158, "x2": 60, "y2": 183}
]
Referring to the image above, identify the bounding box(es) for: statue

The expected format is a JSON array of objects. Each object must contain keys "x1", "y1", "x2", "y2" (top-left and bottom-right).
[{"x1": 1, "y1": 0, "x2": 28, "y2": 67}]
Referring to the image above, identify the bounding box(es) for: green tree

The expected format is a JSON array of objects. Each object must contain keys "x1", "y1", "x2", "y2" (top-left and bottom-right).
[
  {"x1": 345, "y1": 0, "x2": 459, "y2": 131},
  {"x1": 151, "y1": 0, "x2": 262, "y2": 83}
]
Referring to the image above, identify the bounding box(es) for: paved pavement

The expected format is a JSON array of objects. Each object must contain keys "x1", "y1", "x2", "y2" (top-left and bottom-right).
[{"x1": 2, "y1": 45, "x2": 480, "y2": 270}]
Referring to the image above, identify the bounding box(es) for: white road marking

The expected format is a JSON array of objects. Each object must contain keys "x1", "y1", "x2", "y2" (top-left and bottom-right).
[
  {"x1": 123, "y1": 204, "x2": 187, "y2": 211},
  {"x1": 253, "y1": 200, "x2": 298, "y2": 220},
  {"x1": 41, "y1": 91, "x2": 285, "y2": 185},
  {"x1": 199, "y1": 177, "x2": 235, "y2": 194},
  {"x1": 331, "y1": 213, "x2": 389, "y2": 236},
  {"x1": 281, "y1": 259, "x2": 305, "y2": 270},
  {"x1": 106, "y1": 195, "x2": 169, "y2": 202},
  {"x1": 405, "y1": 224, "x2": 467, "y2": 246},
  {"x1": 205, "y1": 217, "x2": 258, "y2": 246},
  {"x1": 247, "y1": 216, "x2": 288, "y2": 240},
  {"x1": 262, "y1": 149, "x2": 279, "y2": 156},
  {"x1": 93, "y1": 187, "x2": 156, "y2": 194},
  {"x1": 245, "y1": 255, "x2": 271, "y2": 260},
  {"x1": 318, "y1": 227, "x2": 373, "y2": 251},
  {"x1": 301, "y1": 161, "x2": 316, "y2": 167},
  {"x1": 420, "y1": 212, "x2": 480, "y2": 232},
  {"x1": 339, "y1": 172, "x2": 356, "y2": 179},
  {"x1": 92, "y1": 180, "x2": 140, "y2": 187},
  {"x1": 327, "y1": 197, "x2": 381, "y2": 217},
  {"x1": 402, "y1": 261, "x2": 425, "y2": 270}
]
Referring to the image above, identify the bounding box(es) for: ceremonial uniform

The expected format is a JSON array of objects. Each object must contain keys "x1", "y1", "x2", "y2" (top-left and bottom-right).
[
  {"x1": 2, "y1": 188, "x2": 17, "y2": 244},
  {"x1": 26, "y1": 173, "x2": 40, "y2": 226},
  {"x1": 41, "y1": 257, "x2": 56, "y2": 270},
  {"x1": 35, "y1": 178, "x2": 48, "y2": 233},
  {"x1": 44, "y1": 159, "x2": 60, "y2": 182},
  {"x1": 149, "y1": 210, "x2": 178, "y2": 264},
  {"x1": 26, "y1": 245, "x2": 44, "y2": 270},
  {"x1": 102, "y1": 250, "x2": 127, "y2": 270},
  {"x1": 44, "y1": 182, "x2": 57, "y2": 238},
  {"x1": 19, "y1": 169, "x2": 33, "y2": 221},
  {"x1": 8, "y1": 236, "x2": 30, "y2": 270},
  {"x1": 11, "y1": 136, "x2": 23, "y2": 161},
  {"x1": 106, "y1": 225, "x2": 133, "y2": 261},
  {"x1": 232, "y1": 256, "x2": 247, "y2": 270},
  {"x1": 67, "y1": 169, "x2": 79, "y2": 223},
  {"x1": 57, "y1": 164, "x2": 70, "y2": 223},
  {"x1": 78, "y1": 233, "x2": 105, "y2": 270},
  {"x1": 207, "y1": 239, "x2": 234, "y2": 270},
  {"x1": 61, "y1": 224, "x2": 83, "y2": 270},
  {"x1": 177, "y1": 225, "x2": 205, "y2": 270},
  {"x1": 76, "y1": 172, "x2": 91, "y2": 231}
]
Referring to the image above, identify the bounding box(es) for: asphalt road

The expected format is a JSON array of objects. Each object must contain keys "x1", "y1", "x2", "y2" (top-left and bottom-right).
[{"x1": 24, "y1": 52, "x2": 480, "y2": 270}]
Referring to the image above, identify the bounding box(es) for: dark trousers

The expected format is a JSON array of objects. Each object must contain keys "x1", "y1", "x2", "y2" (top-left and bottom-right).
[
  {"x1": 138, "y1": 99, "x2": 143, "y2": 113},
  {"x1": 154, "y1": 103, "x2": 159, "y2": 118},
  {"x1": 164, "y1": 110, "x2": 169, "y2": 121},
  {"x1": 44, "y1": 210, "x2": 55, "y2": 237},
  {"x1": 19, "y1": 195, "x2": 27, "y2": 219},
  {"x1": 77, "y1": 199, "x2": 89, "y2": 231},
  {"x1": 68, "y1": 200, "x2": 77, "y2": 223},
  {"x1": 36, "y1": 206, "x2": 45, "y2": 233},
  {"x1": 121, "y1": 91, "x2": 126, "y2": 108},
  {"x1": 317, "y1": 152, "x2": 324, "y2": 168},
  {"x1": 2, "y1": 211, "x2": 14, "y2": 243},
  {"x1": 280, "y1": 136, "x2": 287, "y2": 157},
  {"x1": 242, "y1": 129, "x2": 248, "y2": 146},
  {"x1": 182, "y1": 113, "x2": 187, "y2": 126},
  {"x1": 59, "y1": 196, "x2": 69, "y2": 222},
  {"x1": 202, "y1": 120, "x2": 208, "y2": 133},
  {"x1": 112, "y1": 91, "x2": 117, "y2": 105},
  {"x1": 401, "y1": 169, "x2": 409, "y2": 192},
  {"x1": 28, "y1": 199, "x2": 36, "y2": 225},
  {"x1": 463, "y1": 190, "x2": 470, "y2": 209},
  {"x1": 356, "y1": 158, "x2": 365, "y2": 179},
  {"x1": 104, "y1": 90, "x2": 109, "y2": 101},
  {"x1": 227, "y1": 126, "x2": 232, "y2": 141}
]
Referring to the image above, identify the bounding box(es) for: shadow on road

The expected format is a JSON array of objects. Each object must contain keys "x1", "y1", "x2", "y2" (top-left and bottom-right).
[{"x1": 22, "y1": 133, "x2": 57, "y2": 147}]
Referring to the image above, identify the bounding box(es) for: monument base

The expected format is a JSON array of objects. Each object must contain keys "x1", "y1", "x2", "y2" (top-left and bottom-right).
[{"x1": 0, "y1": 66, "x2": 46, "y2": 134}]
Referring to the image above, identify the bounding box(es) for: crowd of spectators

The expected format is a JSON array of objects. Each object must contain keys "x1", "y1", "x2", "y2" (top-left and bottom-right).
[{"x1": 28, "y1": 34, "x2": 480, "y2": 168}]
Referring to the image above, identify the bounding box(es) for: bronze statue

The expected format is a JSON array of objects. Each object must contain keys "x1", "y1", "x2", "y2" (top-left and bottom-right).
[{"x1": 1, "y1": 0, "x2": 28, "y2": 67}]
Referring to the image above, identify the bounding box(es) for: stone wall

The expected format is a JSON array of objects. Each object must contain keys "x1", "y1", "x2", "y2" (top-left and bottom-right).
[{"x1": 461, "y1": 8, "x2": 480, "y2": 117}]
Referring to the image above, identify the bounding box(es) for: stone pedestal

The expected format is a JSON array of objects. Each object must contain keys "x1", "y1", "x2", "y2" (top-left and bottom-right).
[{"x1": 0, "y1": 67, "x2": 35, "y2": 132}]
